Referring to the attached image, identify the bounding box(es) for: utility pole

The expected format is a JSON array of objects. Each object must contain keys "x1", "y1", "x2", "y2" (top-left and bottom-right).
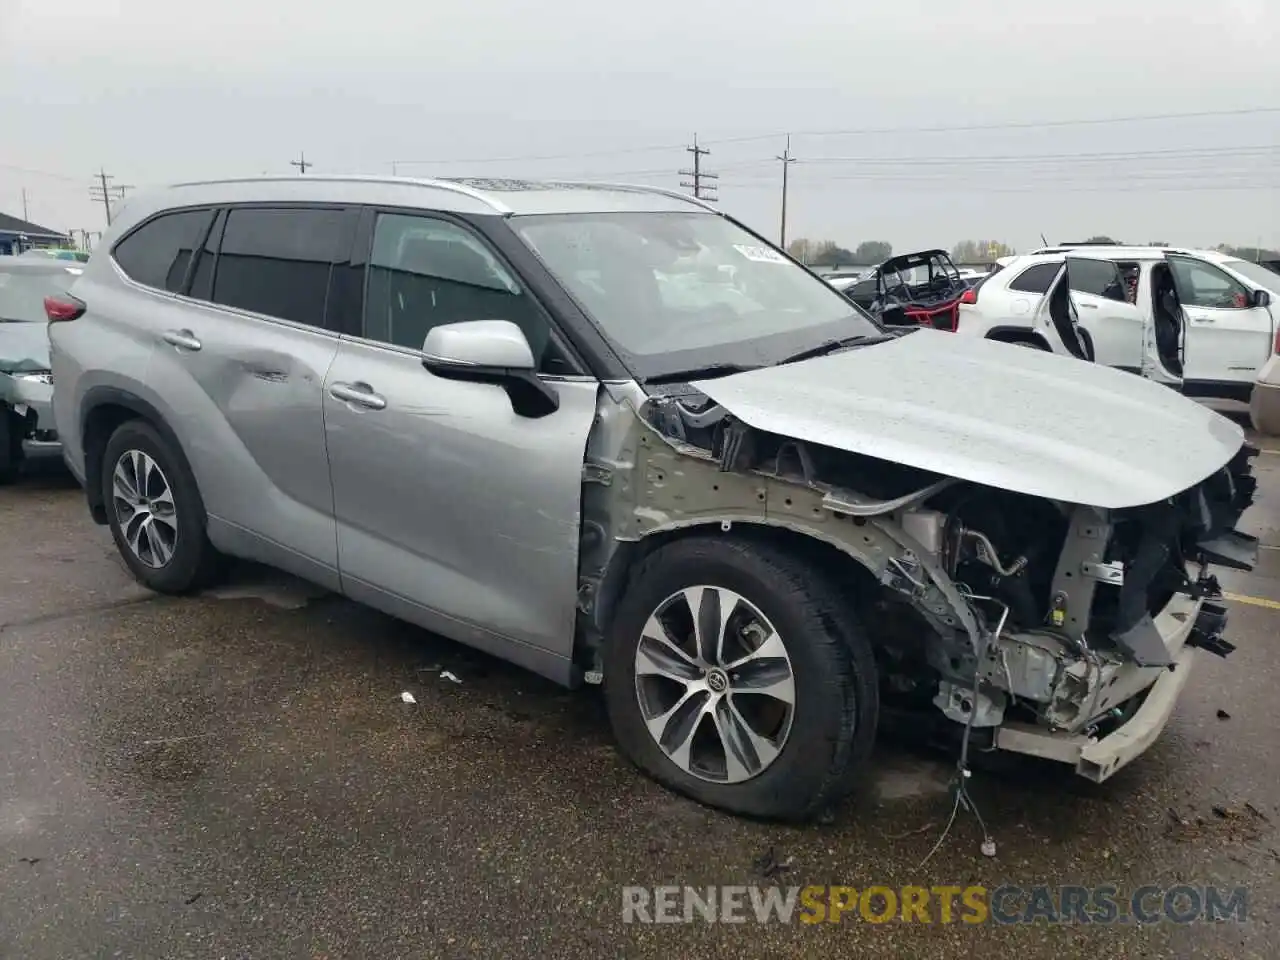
[
  {"x1": 21, "y1": 189, "x2": 28, "y2": 221},
  {"x1": 291, "y1": 152, "x2": 312, "y2": 174},
  {"x1": 90, "y1": 169, "x2": 125, "y2": 226},
  {"x1": 776, "y1": 135, "x2": 797, "y2": 248},
  {"x1": 679, "y1": 134, "x2": 718, "y2": 202}
]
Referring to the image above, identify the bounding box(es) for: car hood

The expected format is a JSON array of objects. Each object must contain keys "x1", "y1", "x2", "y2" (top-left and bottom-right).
[
  {"x1": 692, "y1": 328, "x2": 1244, "y2": 509},
  {"x1": 0, "y1": 322, "x2": 51, "y2": 375}
]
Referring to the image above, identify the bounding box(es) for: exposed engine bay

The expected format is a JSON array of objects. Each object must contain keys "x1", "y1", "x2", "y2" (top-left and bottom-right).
[{"x1": 582, "y1": 383, "x2": 1259, "y2": 779}]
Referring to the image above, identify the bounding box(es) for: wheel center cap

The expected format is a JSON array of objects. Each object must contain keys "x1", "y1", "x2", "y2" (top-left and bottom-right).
[{"x1": 706, "y1": 668, "x2": 728, "y2": 693}]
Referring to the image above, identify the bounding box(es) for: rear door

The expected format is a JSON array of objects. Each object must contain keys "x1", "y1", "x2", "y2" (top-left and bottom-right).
[
  {"x1": 1166, "y1": 254, "x2": 1273, "y2": 384},
  {"x1": 322, "y1": 208, "x2": 599, "y2": 668},
  {"x1": 144, "y1": 204, "x2": 355, "y2": 587},
  {"x1": 1065, "y1": 256, "x2": 1144, "y2": 370},
  {"x1": 1029, "y1": 262, "x2": 1092, "y2": 358}
]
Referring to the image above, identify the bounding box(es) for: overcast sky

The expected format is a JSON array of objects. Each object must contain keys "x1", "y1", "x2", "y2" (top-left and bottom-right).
[{"x1": 2, "y1": 0, "x2": 1276, "y2": 253}]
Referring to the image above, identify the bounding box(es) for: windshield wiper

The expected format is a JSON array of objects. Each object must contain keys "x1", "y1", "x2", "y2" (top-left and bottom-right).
[
  {"x1": 644, "y1": 362, "x2": 761, "y2": 385},
  {"x1": 775, "y1": 333, "x2": 895, "y2": 367}
]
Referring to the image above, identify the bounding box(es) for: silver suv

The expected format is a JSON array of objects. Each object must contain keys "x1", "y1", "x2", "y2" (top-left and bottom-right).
[{"x1": 50, "y1": 176, "x2": 1258, "y2": 820}]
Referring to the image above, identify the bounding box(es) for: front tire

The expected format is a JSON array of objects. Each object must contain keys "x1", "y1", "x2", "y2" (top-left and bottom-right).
[
  {"x1": 604, "y1": 535, "x2": 878, "y2": 821},
  {"x1": 101, "y1": 419, "x2": 223, "y2": 593}
]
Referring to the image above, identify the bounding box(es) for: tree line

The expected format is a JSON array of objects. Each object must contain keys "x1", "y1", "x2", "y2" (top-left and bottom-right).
[{"x1": 785, "y1": 235, "x2": 1280, "y2": 266}]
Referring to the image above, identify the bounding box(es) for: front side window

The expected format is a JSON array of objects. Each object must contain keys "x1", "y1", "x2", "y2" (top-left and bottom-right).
[
  {"x1": 112, "y1": 208, "x2": 212, "y2": 293},
  {"x1": 509, "y1": 211, "x2": 879, "y2": 379},
  {"x1": 1168, "y1": 257, "x2": 1252, "y2": 310},
  {"x1": 362, "y1": 213, "x2": 560, "y2": 371},
  {"x1": 210, "y1": 207, "x2": 348, "y2": 326}
]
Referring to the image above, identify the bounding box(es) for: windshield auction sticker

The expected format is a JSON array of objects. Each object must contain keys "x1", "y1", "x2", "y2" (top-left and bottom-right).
[{"x1": 732, "y1": 244, "x2": 788, "y2": 264}]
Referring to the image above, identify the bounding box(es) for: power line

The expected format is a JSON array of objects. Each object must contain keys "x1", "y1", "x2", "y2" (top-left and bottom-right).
[
  {"x1": 383, "y1": 106, "x2": 1280, "y2": 169},
  {"x1": 678, "y1": 134, "x2": 719, "y2": 202},
  {"x1": 0, "y1": 161, "x2": 82, "y2": 182},
  {"x1": 703, "y1": 105, "x2": 1280, "y2": 147},
  {"x1": 794, "y1": 144, "x2": 1280, "y2": 167}
]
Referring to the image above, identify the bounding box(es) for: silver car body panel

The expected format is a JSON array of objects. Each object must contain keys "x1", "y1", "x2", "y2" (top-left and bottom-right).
[
  {"x1": 322, "y1": 335, "x2": 599, "y2": 674},
  {"x1": 693, "y1": 327, "x2": 1244, "y2": 509}
]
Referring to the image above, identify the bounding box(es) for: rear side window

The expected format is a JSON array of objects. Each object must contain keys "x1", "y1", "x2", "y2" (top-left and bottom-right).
[
  {"x1": 210, "y1": 207, "x2": 349, "y2": 326},
  {"x1": 1068, "y1": 258, "x2": 1127, "y2": 301},
  {"x1": 1007, "y1": 262, "x2": 1061, "y2": 294},
  {"x1": 112, "y1": 209, "x2": 213, "y2": 292}
]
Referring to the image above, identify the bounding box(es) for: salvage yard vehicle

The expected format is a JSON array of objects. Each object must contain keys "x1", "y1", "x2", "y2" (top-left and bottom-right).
[
  {"x1": 49, "y1": 177, "x2": 1257, "y2": 821},
  {"x1": 840, "y1": 248, "x2": 970, "y2": 330},
  {"x1": 0, "y1": 257, "x2": 76, "y2": 481},
  {"x1": 958, "y1": 246, "x2": 1277, "y2": 401}
]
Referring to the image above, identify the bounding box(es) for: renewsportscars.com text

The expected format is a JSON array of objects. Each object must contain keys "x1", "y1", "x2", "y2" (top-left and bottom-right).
[{"x1": 621, "y1": 884, "x2": 1248, "y2": 925}]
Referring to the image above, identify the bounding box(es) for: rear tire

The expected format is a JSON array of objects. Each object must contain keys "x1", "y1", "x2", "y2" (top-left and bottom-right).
[
  {"x1": 101, "y1": 419, "x2": 223, "y2": 593},
  {"x1": 603, "y1": 535, "x2": 878, "y2": 821}
]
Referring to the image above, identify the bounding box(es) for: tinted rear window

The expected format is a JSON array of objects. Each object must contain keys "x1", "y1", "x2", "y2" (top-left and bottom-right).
[
  {"x1": 0, "y1": 268, "x2": 79, "y2": 322},
  {"x1": 1008, "y1": 262, "x2": 1062, "y2": 293},
  {"x1": 112, "y1": 209, "x2": 213, "y2": 292},
  {"x1": 209, "y1": 207, "x2": 348, "y2": 326}
]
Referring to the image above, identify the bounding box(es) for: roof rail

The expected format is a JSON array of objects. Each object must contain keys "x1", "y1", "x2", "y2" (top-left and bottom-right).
[
  {"x1": 545, "y1": 180, "x2": 720, "y2": 213},
  {"x1": 166, "y1": 174, "x2": 513, "y2": 215}
]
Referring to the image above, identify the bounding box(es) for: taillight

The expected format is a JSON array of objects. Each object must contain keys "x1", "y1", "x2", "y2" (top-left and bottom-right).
[
  {"x1": 1273, "y1": 326, "x2": 1280, "y2": 355},
  {"x1": 44, "y1": 294, "x2": 85, "y2": 323},
  {"x1": 960, "y1": 287, "x2": 978, "y2": 305}
]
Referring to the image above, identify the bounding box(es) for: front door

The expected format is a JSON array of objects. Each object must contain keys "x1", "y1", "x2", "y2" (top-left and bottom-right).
[
  {"x1": 1065, "y1": 256, "x2": 1145, "y2": 370},
  {"x1": 323, "y1": 210, "x2": 599, "y2": 674},
  {"x1": 1167, "y1": 254, "x2": 1273, "y2": 385}
]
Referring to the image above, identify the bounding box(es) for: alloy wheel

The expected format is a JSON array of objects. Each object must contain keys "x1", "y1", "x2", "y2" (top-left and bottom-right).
[
  {"x1": 112, "y1": 449, "x2": 179, "y2": 569},
  {"x1": 633, "y1": 586, "x2": 796, "y2": 783}
]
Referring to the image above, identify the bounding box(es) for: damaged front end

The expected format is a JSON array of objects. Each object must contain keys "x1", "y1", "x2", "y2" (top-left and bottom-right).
[
  {"x1": 0, "y1": 324, "x2": 58, "y2": 447},
  {"x1": 579, "y1": 383, "x2": 1257, "y2": 783}
]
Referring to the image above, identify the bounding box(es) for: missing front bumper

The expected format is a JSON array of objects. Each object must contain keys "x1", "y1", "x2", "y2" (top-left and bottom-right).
[{"x1": 993, "y1": 591, "x2": 1223, "y2": 782}]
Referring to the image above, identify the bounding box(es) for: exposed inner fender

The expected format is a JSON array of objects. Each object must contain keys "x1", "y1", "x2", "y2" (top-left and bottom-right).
[{"x1": 575, "y1": 394, "x2": 988, "y2": 680}]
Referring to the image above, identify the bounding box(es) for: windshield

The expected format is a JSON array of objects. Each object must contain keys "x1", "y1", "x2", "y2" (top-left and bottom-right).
[
  {"x1": 509, "y1": 211, "x2": 880, "y2": 379},
  {"x1": 1223, "y1": 259, "x2": 1280, "y2": 293},
  {"x1": 0, "y1": 268, "x2": 78, "y2": 322}
]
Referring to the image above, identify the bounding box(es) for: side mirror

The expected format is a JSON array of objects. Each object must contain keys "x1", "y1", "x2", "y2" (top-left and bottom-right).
[
  {"x1": 1254, "y1": 289, "x2": 1272, "y2": 309},
  {"x1": 421, "y1": 320, "x2": 559, "y2": 418}
]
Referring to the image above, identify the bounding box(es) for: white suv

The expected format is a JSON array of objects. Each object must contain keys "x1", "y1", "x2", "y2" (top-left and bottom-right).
[{"x1": 957, "y1": 246, "x2": 1278, "y2": 401}]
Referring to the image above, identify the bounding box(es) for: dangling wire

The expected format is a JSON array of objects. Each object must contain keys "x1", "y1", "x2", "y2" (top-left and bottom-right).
[{"x1": 919, "y1": 596, "x2": 1005, "y2": 866}]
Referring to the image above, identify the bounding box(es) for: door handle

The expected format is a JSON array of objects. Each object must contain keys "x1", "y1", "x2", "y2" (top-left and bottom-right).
[
  {"x1": 329, "y1": 382, "x2": 387, "y2": 410},
  {"x1": 1190, "y1": 314, "x2": 1214, "y2": 323},
  {"x1": 161, "y1": 329, "x2": 202, "y2": 351},
  {"x1": 1078, "y1": 302, "x2": 1098, "y2": 309}
]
